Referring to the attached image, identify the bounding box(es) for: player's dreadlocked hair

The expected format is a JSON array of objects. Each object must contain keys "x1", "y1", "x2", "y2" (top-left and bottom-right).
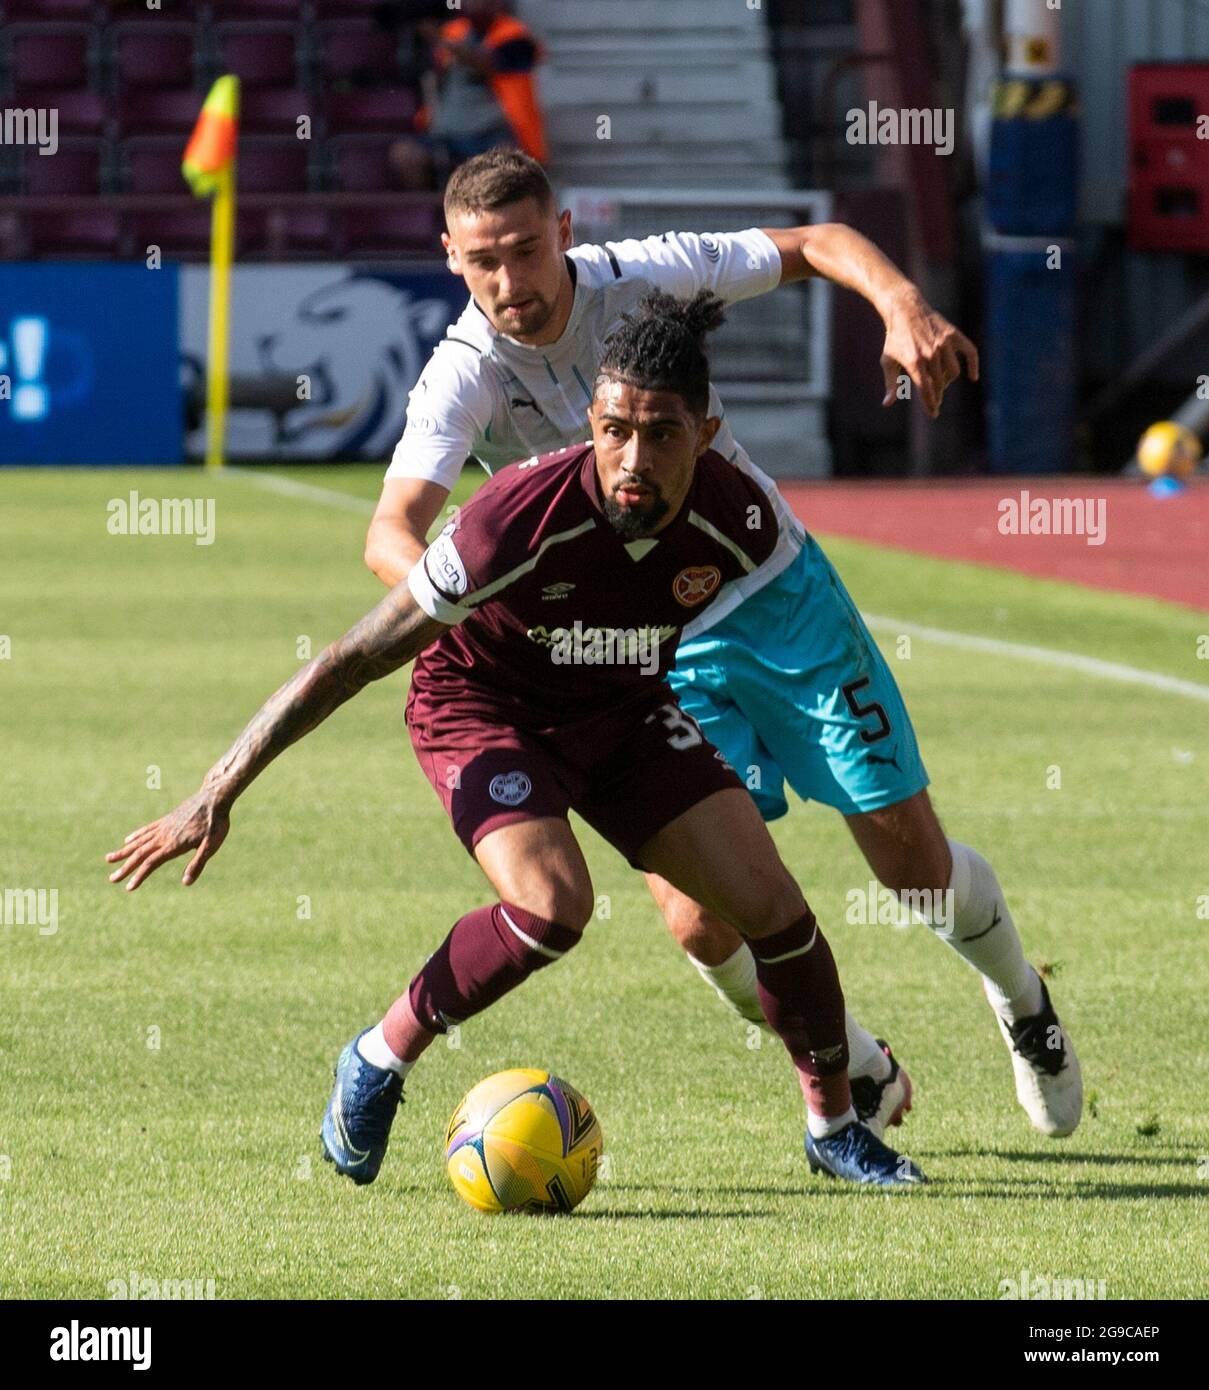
[{"x1": 594, "y1": 289, "x2": 726, "y2": 418}]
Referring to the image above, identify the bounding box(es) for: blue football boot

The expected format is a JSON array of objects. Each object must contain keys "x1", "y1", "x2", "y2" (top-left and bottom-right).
[
  {"x1": 805, "y1": 1119, "x2": 927, "y2": 1188},
  {"x1": 320, "y1": 1030, "x2": 403, "y2": 1185}
]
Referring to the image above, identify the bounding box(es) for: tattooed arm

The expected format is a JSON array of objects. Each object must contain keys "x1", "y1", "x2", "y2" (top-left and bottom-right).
[{"x1": 106, "y1": 583, "x2": 448, "y2": 891}]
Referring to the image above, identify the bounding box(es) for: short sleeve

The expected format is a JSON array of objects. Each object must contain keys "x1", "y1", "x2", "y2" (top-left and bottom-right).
[
  {"x1": 385, "y1": 342, "x2": 496, "y2": 491},
  {"x1": 602, "y1": 229, "x2": 783, "y2": 305}
]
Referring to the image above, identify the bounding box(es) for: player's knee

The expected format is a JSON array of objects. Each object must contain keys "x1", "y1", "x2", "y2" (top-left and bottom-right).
[
  {"x1": 734, "y1": 871, "x2": 809, "y2": 941},
  {"x1": 663, "y1": 898, "x2": 742, "y2": 966},
  {"x1": 508, "y1": 880, "x2": 595, "y2": 934},
  {"x1": 876, "y1": 838, "x2": 952, "y2": 897}
]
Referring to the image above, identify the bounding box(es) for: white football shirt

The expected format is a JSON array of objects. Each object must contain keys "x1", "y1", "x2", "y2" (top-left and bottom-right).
[{"x1": 386, "y1": 228, "x2": 806, "y2": 634}]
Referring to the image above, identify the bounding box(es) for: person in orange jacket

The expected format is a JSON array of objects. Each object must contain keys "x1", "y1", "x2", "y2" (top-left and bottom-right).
[{"x1": 391, "y1": 0, "x2": 547, "y2": 191}]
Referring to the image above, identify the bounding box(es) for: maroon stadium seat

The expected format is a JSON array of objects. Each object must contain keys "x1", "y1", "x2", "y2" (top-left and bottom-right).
[
  {"x1": 117, "y1": 86, "x2": 203, "y2": 137},
  {"x1": 236, "y1": 135, "x2": 310, "y2": 192},
  {"x1": 21, "y1": 208, "x2": 123, "y2": 258},
  {"x1": 22, "y1": 138, "x2": 105, "y2": 196},
  {"x1": 213, "y1": 23, "x2": 300, "y2": 89},
  {"x1": 3, "y1": 0, "x2": 97, "y2": 20},
  {"x1": 328, "y1": 135, "x2": 396, "y2": 192},
  {"x1": 318, "y1": 23, "x2": 402, "y2": 85},
  {"x1": 324, "y1": 86, "x2": 418, "y2": 135},
  {"x1": 9, "y1": 25, "x2": 92, "y2": 91},
  {"x1": 312, "y1": 0, "x2": 382, "y2": 18},
  {"x1": 111, "y1": 22, "x2": 198, "y2": 89},
  {"x1": 239, "y1": 87, "x2": 314, "y2": 135},
  {"x1": 241, "y1": 206, "x2": 335, "y2": 258},
  {"x1": 120, "y1": 136, "x2": 189, "y2": 193},
  {"x1": 339, "y1": 203, "x2": 442, "y2": 258},
  {"x1": 127, "y1": 207, "x2": 212, "y2": 259},
  {"x1": 207, "y1": 0, "x2": 305, "y2": 18},
  {"x1": 15, "y1": 88, "x2": 107, "y2": 136}
]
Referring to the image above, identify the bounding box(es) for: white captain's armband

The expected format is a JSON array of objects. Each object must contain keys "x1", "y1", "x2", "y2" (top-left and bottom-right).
[{"x1": 408, "y1": 528, "x2": 474, "y2": 625}]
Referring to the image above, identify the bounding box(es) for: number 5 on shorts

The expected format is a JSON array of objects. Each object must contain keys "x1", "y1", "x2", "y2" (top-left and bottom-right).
[{"x1": 842, "y1": 677, "x2": 891, "y2": 744}]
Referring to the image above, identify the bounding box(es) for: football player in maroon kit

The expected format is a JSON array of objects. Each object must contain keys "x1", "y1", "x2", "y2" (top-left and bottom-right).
[{"x1": 107, "y1": 292, "x2": 926, "y2": 1189}]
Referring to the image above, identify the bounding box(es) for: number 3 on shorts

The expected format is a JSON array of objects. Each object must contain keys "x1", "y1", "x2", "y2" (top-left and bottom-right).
[{"x1": 646, "y1": 702, "x2": 704, "y2": 750}]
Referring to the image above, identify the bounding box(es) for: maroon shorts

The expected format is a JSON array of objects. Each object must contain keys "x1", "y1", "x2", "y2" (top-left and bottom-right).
[{"x1": 407, "y1": 689, "x2": 744, "y2": 870}]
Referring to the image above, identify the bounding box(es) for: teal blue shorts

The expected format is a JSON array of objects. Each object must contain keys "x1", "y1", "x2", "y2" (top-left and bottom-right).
[{"x1": 669, "y1": 534, "x2": 928, "y2": 821}]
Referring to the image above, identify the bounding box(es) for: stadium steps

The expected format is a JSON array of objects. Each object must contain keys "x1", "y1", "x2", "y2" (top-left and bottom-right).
[{"x1": 516, "y1": 0, "x2": 827, "y2": 475}]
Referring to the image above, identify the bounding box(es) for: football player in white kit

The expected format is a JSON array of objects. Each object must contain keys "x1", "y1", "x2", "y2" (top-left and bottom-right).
[{"x1": 363, "y1": 149, "x2": 1082, "y2": 1139}]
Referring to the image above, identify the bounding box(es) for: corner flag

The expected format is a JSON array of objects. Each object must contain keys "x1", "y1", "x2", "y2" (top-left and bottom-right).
[{"x1": 183, "y1": 76, "x2": 240, "y2": 471}]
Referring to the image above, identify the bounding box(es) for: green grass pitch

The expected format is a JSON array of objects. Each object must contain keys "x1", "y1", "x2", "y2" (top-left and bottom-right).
[{"x1": 2, "y1": 463, "x2": 1207, "y2": 1299}]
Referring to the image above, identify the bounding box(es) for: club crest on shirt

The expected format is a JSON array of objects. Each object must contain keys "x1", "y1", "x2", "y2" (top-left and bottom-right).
[
  {"x1": 673, "y1": 566, "x2": 721, "y2": 607},
  {"x1": 489, "y1": 771, "x2": 532, "y2": 806}
]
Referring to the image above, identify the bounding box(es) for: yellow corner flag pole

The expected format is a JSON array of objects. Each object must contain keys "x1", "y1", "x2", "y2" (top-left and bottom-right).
[
  {"x1": 182, "y1": 75, "x2": 240, "y2": 472},
  {"x1": 204, "y1": 165, "x2": 236, "y2": 472}
]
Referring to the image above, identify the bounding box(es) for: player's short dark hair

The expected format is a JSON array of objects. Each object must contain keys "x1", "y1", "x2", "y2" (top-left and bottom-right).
[
  {"x1": 595, "y1": 289, "x2": 726, "y2": 419},
  {"x1": 443, "y1": 148, "x2": 556, "y2": 221}
]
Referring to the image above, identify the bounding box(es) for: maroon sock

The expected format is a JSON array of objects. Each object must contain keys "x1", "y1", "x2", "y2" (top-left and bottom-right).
[
  {"x1": 408, "y1": 902, "x2": 581, "y2": 1033},
  {"x1": 750, "y1": 911, "x2": 852, "y2": 1117}
]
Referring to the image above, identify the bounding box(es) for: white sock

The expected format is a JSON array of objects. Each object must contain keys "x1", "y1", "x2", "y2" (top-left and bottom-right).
[
  {"x1": 689, "y1": 944, "x2": 890, "y2": 1080},
  {"x1": 807, "y1": 1105, "x2": 858, "y2": 1139},
  {"x1": 939, "y1": 840, "x2": 1042, "y2": 1024},
  {"x1": 689, "y1": 942, "x2": 766, "y2": 1025},
  {"x1": 846, "y1": 1016, "x2": 891, "y2": 1081},
  {"x1": 356, "y1": 1022, "x2": 413, "y2": 1077}
]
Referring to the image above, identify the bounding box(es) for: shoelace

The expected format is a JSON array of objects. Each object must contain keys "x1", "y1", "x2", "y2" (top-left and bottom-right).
[
  {"x1": 1007, "y1": 1003, "x2": 1067, "y2": 1078},
  {"x1": 345, "y1": 1067, "x2": 403, "y2": 1145}
]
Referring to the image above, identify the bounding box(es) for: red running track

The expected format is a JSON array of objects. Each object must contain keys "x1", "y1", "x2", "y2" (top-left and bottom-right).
[{"x1": 781, "y1": 477, "x2": 1209, "y2": 612}]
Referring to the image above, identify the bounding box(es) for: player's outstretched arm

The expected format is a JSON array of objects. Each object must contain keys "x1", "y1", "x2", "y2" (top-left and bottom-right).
[
  {"x1": 761, "y1": 222, "x2": 979, "y2": 419},
  {"x1": 105, "y1": 584, "x2": 449, "y2": 891}
]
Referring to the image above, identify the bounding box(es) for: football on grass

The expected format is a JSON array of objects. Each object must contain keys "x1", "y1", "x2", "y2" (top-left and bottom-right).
[{"x1": 444, "y1": 1068, "x2": 603, "y2": 1214}]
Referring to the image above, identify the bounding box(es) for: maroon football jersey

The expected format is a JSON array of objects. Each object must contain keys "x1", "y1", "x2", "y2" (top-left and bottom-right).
[{"x1": 407, "y1": 443, "x2": 778, "y2": 734}]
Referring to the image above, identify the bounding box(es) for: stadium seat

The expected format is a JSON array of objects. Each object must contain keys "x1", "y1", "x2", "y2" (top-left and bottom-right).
[
  {"x1": 2, "y1": 0, "x2": 97, "y2": 19},
  {"x1": 8, "y1": 25, "x2": 92, "y2": 91},
  {"x1": 20, "y1": 207, "x2": 123, "y2": 258},
  {"x1": 21, "y1": 138, "x2": 105, "y2": 196},
  {"x1": 328, "y1": 135, "x2": 397, "y2": 192},
  {"x1": 241, "y1": 206, "x2": 335, "y2": 259},
  {"x1": 236, "y1": 135, "x2": 310, "y2": 192},
  {"x1": 16, "y1": 88, "x2": 107, "y2": 136},
  {"x1": 207, "y1": 0, "x2": 305, "y2": 17},
  {"x1": 127, "y1": 206, "x2": 212, "y2": 258},
  {"x1": 111, "y1": 22, "x2": 198, "y2": 89},
  {"x1": 339, "y1": 202, "x2": 442, "y2": 258},
  {"x1": 317, "y1": 23, "x2": 402, "y2": 85},
  {"x1": 120, "y1": 136, "x2": 190, "y2": 193},
  {"x1": 312, "y1": 0, "x2": 383, "y2": 18},
  {"x1": 213, "y1": 23, "x2": 300, "y2": 89},
  {"x1": 239, "y1": 87, "x2": 314, "y2": 135},
  {"x1": 324, "y1": 86, "x2": 418, "y2": 135},
  {"x1": 117, "y1": 86, "x2": 204, "y2": 136}
]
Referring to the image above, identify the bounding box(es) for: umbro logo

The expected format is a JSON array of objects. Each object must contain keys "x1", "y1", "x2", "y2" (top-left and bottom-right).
[
  {"x1": 541, "y1": 581, "x2": 575, "y2": 600},
  {"x1": 511, "y1": 396, "x2": 544, "y2": 416}
]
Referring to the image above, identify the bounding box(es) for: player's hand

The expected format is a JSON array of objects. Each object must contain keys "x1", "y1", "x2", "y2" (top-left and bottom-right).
[
  {"x1": 879, "y1": 289, "x2": 979, "y2": 419},
  {"x1": 105, "y1": 789, "x2": 231, "y2": 891}
]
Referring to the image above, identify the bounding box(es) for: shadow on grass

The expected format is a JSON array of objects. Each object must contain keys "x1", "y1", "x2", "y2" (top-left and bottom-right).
[{"x1": 936, "y1": 1147, "x2": 1204, "y2": 1169}]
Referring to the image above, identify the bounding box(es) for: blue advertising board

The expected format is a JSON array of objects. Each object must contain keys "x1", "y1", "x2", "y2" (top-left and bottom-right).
[{"x1": 0, "y1": 263, "x2": 182, "y2": 466}]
